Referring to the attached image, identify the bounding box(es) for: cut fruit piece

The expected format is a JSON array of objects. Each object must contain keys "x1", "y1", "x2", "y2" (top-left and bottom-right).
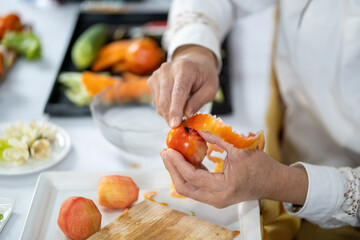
[
  {"x1": 98, "y1": 175, "x2": 139, "y2": 209},
  {"x1": 57, "y1": 196, "x2": 102, "y2": 240}
]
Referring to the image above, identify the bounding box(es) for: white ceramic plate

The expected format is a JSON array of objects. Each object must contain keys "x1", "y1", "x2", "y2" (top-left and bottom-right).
[
  {"x1": 0, "y1": 123, "x2": 71, "y2": 175},
  {"x1": 21, "y1": 171, "x2": 261, "y2": 240}
]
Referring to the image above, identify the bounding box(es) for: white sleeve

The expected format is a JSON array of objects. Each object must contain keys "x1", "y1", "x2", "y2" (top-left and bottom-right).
[
  {"x1": 163, "y1": 0, "x2": 277, "y2": 69},
  {"x1": 283, "y1": 162, "x2": 360, "y2": 228}
]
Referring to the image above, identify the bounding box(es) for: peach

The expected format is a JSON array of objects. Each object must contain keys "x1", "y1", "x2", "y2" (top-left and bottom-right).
[
  {"x1": 57, "y1": 196, "x2": 102, "y2": 240},
  {"x1": 98, "y1": 175, "x2": 139, "y2": 209}
]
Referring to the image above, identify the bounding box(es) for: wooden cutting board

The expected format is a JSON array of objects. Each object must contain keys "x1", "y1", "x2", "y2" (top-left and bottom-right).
[{"x1": 88, "y1": 200, "x2": 233, "y2": 240}]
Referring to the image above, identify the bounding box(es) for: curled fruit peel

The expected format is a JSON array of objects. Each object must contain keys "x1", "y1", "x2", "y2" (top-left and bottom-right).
[
  {"x1": 184, "y1": 114, "x2": 265, "y2": 150},
  {"x1": 207, "y1": 143, "x2": 225, "y2": 173}
]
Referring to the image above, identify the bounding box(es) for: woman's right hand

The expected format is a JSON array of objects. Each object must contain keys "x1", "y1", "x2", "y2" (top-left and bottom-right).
[{"x1": 148, "y1": 45, "x2": 219, "y2": 128}]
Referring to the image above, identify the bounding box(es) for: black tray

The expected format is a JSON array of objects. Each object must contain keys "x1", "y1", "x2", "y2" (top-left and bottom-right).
[{"x1": 44, "y1": 12, "x2": 232, "y2": 116}]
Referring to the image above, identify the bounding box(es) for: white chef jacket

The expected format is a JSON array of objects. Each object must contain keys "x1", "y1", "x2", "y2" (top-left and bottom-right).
[{"x1": 163, "y1": 0, "x2": 360, "y2": 228}]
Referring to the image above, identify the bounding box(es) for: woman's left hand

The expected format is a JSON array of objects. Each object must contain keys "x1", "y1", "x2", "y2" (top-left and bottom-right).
[{"x1": 161, "y1": 131, "x2": 308, "y2": 208}]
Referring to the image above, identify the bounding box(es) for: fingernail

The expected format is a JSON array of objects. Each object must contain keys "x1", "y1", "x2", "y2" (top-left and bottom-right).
[
  {"x1": 160, "y1": 149, "x2": 167, "y2": 156},
  {"x1": 185, "y1": 109, "x2": 193, "y2": 118},
  {"x1": 170, "y1": 117, "x2": 179, "y2": 128}
]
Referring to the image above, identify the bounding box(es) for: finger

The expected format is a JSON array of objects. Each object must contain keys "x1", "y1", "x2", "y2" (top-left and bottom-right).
[
  {"x1": 184, "y1": 84, "x2": 217, "y2": 117},
  {"x1": 168, "y1": 74, "x2": 192, "y2": 128},
  {"x1": 161, "y1": 149, "x2": 224, "y2": 206},
  {"x1": 158, "y1": 81, "x2": 173, "y2": 124},
  {"x1": 147, "y1": 72, "x2": 160, "y2": 114},
  {"x1": 163, "y1": 149, "x2": 224, "y2": 191},
  {"x1": 198, "y1": 131, "x2": 234, "y2": 152},
  {"x1": 197, "y1": 163, "x2": 208, "y2": 171},
  {"x1": 160, "y1": 149, "x2": 199, "y2": 193}
]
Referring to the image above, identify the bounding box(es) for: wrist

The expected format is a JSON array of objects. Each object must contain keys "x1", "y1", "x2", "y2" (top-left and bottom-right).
[
  {"x1": 172, "y1": 44, "x2": 218, "y2": 70},
  {"x1": 262, "y1": 162, "x2": 308, "y2": 205}
]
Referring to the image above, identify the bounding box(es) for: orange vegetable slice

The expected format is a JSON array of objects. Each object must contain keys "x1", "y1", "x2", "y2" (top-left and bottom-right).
[
  {"x1": 111, "y1": 61, "x2": 128, "y2": 73},
  {"x1": 82, "y1": 72, "x2": 121, "y2": 96},
  {"x1": 122, "y1": 71, "x2": 148, "y2": 82},
  {"x1": 185, "y1": 114, "x2": 265, "y2": 150},
  {"x1": 91, "y1": 40, "x2": 131, "y2": 72},
  {"x1": 91, "y1": 52, "x2": 126, "y2": 72},
  {"x1": 97, "y1": 40, "x2": 131, "y2": 59},
  {"x1": 102, "y1": 78, "x2": 151, "y2": 102}
]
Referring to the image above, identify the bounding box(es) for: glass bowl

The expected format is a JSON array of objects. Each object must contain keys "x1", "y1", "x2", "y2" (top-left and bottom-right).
[
  {"x1": 91, "y1": 93, "x2": 169, "y2": 157},
  {"x1": 90, "y1": 85, "x2": 213, "y2": 158}
]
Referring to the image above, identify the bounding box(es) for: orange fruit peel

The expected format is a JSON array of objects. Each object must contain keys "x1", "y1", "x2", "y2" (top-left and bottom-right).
[{"x1": 184, "y1": 114, "x2": 265, "y2": 151}]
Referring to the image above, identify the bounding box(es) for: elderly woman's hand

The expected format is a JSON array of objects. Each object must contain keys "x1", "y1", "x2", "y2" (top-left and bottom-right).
[
  {"x1": 161, "y1": 131, "x2": 308, "y2": 208},
  {"x1": 148, "y1": 45, "x2": 219, "y2": 128}
]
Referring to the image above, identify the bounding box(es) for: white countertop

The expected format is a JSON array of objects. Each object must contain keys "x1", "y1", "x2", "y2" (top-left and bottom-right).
[{"x1": 0, "y1": 1, "x2": 274, "y2": 239}]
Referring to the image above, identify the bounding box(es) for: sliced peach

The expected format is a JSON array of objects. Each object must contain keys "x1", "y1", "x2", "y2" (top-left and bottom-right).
[
  {"x1": 57, "y1": 196, "x2": 101, "y2": 240},
  {"x1": 98, "y1": 175, "x2": 139, "y2": 209}
]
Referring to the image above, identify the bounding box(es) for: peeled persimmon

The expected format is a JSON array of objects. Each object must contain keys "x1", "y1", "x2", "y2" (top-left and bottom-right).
[
  {"x1": 57, "y1": 197, "x2": 102, "y2": 240},
  {"x1": 166, "y1": 122, "x2": 208, "y2": 166},
  {"x1": 98, "y1": 175, "x2": 139, "y2": 209}
]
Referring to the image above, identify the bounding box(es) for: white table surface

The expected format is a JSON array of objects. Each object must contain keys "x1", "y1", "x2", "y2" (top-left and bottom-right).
[{"x1": 0, "y1": 1, "x2": 274, "y2": 239}]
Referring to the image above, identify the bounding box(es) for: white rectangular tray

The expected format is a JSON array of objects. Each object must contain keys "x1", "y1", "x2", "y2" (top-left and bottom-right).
[{"x1": 21, "y1": 171, "x2": 261, "y2": 240}]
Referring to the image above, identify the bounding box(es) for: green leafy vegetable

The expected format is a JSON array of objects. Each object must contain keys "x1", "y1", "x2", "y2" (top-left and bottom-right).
[
  {"x1": 1, "y1": 32, "x2": 41, "y2": 60},
  {"x1": 0, "y1": 213, "x2": 3, "y2": 220},
  {"x1": 58, "y1": 72, "x2": 92, "y2": 106},
  {"x1": 0, "y1": 139, "x2": 10, "y2": 161}
]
